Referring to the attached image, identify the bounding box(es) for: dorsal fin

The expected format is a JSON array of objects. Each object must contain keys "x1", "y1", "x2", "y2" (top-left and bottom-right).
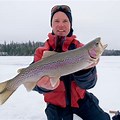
[{"x1": 42, "y1": 51, "x2": 57, "y2": 59}]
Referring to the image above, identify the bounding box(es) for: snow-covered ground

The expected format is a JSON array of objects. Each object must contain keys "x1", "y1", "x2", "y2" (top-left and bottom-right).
[{"x1": 0, "y1": 56, "x2": 120, "y2": 120}]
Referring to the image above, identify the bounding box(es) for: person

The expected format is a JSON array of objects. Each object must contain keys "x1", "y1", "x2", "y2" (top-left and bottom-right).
[{"x1": 32, "y1": 5, "x2": 111, "y2": 120}]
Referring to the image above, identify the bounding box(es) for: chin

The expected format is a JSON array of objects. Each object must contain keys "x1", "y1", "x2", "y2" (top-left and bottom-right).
[{"x1": 57, "y1": 33, "x2": 67, "y2": 37}]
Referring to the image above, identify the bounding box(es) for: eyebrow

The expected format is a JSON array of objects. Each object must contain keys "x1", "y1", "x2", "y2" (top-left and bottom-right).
[{"x1": 53, "y1": 18, "x2": 69, "y2": 20}]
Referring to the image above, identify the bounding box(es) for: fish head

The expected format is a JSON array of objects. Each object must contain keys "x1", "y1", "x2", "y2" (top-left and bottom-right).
[{"x1": 86, "y1": 37, "x2": 107, "y2": 59}]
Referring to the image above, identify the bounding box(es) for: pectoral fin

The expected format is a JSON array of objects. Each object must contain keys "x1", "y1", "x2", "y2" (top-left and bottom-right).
[
  {"x1": 36, "y1": 76, "x2": 60, "y2": 89},
  {"x1": 23, "y1": 82, "x2": 37, "y2": 92},
  {"x1": 50, "y1": 76, "x2": 60, "y2": 87}
]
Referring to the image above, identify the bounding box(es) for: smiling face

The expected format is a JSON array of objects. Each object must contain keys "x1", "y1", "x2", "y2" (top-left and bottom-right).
[{"x1": 51, "y1": 11, "x2": 71, "y2": 36}]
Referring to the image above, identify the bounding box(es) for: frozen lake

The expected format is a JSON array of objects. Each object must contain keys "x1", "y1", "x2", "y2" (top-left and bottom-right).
[{"x1": 0, "y1": 56, "x2": 120, "y2": 120}]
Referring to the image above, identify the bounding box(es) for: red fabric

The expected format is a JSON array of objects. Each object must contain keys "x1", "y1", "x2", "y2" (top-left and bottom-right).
[
  {"x1": 44, "y1": 81, "x2": 66, "y2": 108},
  {"x1": 44, "y1": 81, "x2": 86, "y2": 108},
  {"x1": 34, "y1": 47, "x2": 48, "y2": 62},
  {"x1": 71, "y1": 81, "x2": 86, "y2": 107},
  {"x1": 34, "y1": 33, "x2": 86, "y2": 108}
]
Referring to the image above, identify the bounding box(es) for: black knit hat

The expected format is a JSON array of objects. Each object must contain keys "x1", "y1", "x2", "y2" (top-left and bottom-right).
[{"x1": 50, "y1": 5, "x2": 73, "y2": 37}]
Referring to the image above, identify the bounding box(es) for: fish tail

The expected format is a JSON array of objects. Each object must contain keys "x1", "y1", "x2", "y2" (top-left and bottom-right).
[{"x1": 0, "y1": 80, "x2": 15, "y2": 105}]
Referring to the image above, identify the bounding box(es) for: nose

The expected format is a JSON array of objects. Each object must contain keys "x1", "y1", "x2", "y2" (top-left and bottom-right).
[
  {"x1": 58, "y1": 21, "x2": 64, "y2": 27},
  {"x1": 58, "y1": 25, "x2": 64, "y2": 30}
]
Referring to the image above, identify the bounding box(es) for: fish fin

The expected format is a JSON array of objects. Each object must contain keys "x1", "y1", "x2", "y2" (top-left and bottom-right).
[
  {"x1": 36, "y1": 76, "x2": 60, "y2": 89},
  {"x1": 0, "y1": 80, "x2": 15, "y2": 105},
  {"x1": 23, "y1": 82, "x2": 37, "y2": 92},
  {"x1": 17, "y1": 68, "x2": 26, "y2": 73},
  {"x1": 50, "y1": 76, "x2": 60, "y2": 87},
  {"x1": 42, "y1": 51, "x2": 57, "y2": 59}
]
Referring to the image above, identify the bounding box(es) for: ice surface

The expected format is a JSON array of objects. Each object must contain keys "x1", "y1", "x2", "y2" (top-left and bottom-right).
[{"x1": 0, "y1": 56, "x2": 120, "y2": 120}]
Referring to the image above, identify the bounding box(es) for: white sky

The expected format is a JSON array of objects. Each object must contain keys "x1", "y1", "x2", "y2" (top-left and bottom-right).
[{"x1": 0, "y1": 0, "x2": 120, "y2": 50}]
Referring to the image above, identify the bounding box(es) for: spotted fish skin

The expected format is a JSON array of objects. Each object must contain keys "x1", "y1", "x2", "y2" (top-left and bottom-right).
[{"x1": 0, "y1": 37, "x2": 107, "y2": 105}]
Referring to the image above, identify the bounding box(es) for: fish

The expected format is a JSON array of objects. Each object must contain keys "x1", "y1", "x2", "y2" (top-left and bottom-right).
[{"x1": 0, "y1": 37, "x2": 107, "y2": 105}]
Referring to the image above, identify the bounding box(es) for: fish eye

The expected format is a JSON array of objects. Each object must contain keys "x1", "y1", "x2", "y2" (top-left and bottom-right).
[{"x1": 96, "y1": 42, "x2": 99, "y2": 46}]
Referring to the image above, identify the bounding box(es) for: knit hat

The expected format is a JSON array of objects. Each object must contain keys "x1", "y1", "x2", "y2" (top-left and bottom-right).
[{"x1": 50, "y1": 5, "x2": 73, "y2": 37}]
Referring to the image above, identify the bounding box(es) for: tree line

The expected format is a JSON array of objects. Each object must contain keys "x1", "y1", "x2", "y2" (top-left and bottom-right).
[
  {"x1": 0, "y1": 41, "x2": 120, "y2": 56},
  {"x1": 102, "y1": 49, "x2": 120, "y2": 56},
  {"x1": 0, "y1": 41, "x2": 44, "y2": 56}
]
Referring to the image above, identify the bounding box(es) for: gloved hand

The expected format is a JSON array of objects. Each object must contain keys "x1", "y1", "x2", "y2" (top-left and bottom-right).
[{"x1": 36, "y1": 76, "x2": 60, "y2": 90}]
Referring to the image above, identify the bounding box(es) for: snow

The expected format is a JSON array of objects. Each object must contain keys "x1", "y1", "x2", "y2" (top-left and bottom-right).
[{"x1": 0, "y1": 56, "x2": 120, "y2": 120}]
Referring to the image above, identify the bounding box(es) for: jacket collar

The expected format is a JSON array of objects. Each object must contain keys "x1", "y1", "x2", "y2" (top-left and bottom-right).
[{"x1": 47, "y1": 33, "x2": 76, "y2": 52}]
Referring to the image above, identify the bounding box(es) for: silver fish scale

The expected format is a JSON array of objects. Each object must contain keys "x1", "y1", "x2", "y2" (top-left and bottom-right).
[
  {"x1": 8, "y1": 52, "x2": 92, "y2": 91},
  {"x1": 5, "y1": 38, "x2": 106, "y2": 91}
]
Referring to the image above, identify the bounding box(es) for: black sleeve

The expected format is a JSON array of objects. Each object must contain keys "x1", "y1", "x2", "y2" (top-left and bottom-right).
[
  {"x1": 73, "y1": 67, "x2": 97, "y2": 89},
  {"x1": 33, "y1": 85, "x2": 53, "y2": 94}
]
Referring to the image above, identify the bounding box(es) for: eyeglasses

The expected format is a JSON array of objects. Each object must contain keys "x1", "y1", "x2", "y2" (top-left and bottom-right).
[{"x1": 51, "y1": 5, "x2": 71, "y2": 14}]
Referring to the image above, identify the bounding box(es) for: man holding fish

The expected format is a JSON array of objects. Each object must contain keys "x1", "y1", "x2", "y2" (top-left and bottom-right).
[
  {"x1": 33, "y1": 5, "x2": 110, "y2": 120},
  {"x1": 0, "y1": 4, "x2": 111, "y2": 120}
]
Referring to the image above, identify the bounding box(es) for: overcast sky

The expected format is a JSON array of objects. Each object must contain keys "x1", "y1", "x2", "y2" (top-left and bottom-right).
[{"x1": 0, "y1": 0, "x2": 120, "y2": 49}]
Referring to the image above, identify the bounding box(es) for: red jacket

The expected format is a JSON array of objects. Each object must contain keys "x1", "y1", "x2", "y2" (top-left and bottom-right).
[{"x1": 33, "y1": 33, "x2": 96, "y2": 108}]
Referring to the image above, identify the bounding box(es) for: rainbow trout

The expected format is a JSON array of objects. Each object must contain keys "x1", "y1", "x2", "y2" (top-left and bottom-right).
[{"x1": 0, "y1": 37, "x2": 107, "y2": 105}]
